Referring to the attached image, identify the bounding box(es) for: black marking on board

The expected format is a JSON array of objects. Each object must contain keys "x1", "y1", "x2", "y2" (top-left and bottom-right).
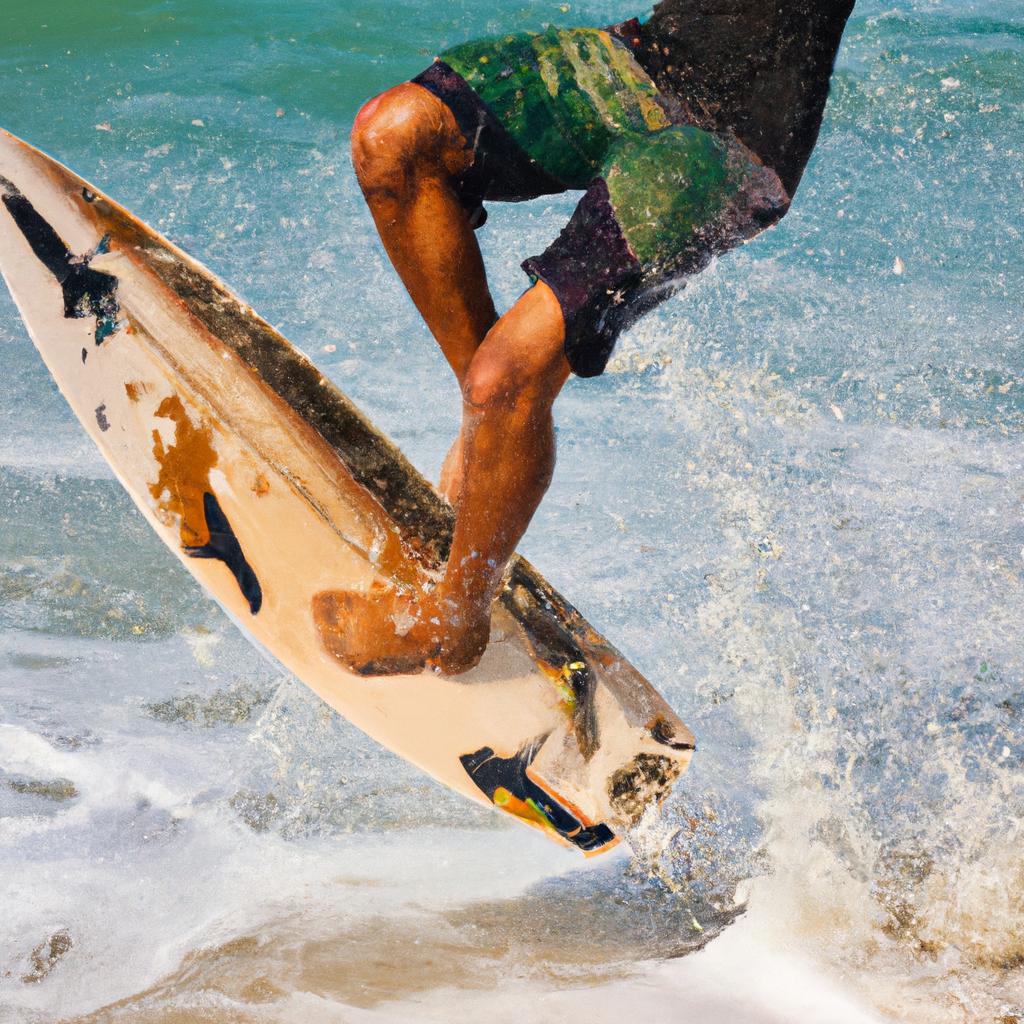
[
  {"x1": 650, "y1": 715, "x2": 696, "y2": 752},
  {"x1": 608, "y1": 753, "x2": 682, "y2": 825},
  {"x1": 81, "y1": 347, "x2": 88, "y2": 364},
  {"x1": 460, "y1": 739, "x2": 615, "y2": 853},
  {"x1": 0, "y1": 175, "x2": 119, "y2": 343},
  {"x1": 94, "y1": 404, "x2": 109, "y2": 432},
  {"x1": 184, "y1": 491, "x2": 263, "y2": 614}
]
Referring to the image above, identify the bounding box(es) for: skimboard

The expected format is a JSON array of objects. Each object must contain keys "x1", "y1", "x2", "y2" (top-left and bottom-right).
[{"x1": 0, "y1": 127, "x2": 694, "y2": 854}]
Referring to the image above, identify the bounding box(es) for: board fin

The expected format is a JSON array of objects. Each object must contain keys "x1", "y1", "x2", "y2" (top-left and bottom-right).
[{"x1": 184, "y1": 491, "x2": 263, "y2": 615}]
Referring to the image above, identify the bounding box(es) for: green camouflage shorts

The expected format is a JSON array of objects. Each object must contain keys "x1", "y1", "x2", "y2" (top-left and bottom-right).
[{"x1": 413, "y1": 26, "x2": 791, "y2": 376}]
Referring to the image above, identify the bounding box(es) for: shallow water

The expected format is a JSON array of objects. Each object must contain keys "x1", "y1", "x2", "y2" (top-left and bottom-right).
[{"x1": 1, "y1": 1, "x2": 1022, "y2": 1021}]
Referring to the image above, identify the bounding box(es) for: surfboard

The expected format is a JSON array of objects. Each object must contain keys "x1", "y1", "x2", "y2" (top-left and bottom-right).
[{"x1": 0, "y1": 127, "x2": 694, "y2": 854}]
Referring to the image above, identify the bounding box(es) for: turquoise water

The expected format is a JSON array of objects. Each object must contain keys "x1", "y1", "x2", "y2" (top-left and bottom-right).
[{"x1": 1, "y1": 1, "x2": 1023, "y2": 1021}]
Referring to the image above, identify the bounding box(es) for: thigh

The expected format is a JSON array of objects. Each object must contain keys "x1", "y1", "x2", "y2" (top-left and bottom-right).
[
  {"x1": 605, "y1": 128, "x2": 790, "y2": 278},
  {"x1": 438, "y1": 27, "x2": 672, "y2": 190}
]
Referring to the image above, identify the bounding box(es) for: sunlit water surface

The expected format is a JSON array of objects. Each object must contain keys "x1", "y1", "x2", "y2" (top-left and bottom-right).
[{"x1": 1, "y1": 1, "x2": 1022, "y2": 1021}]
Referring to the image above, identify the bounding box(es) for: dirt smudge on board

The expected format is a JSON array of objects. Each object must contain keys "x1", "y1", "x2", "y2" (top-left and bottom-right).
[
  {"x1": 149, "y1": 394, "x2": 217, "y2": 547},
  {"x1": 125, "y1": 380, "x2": 151, "y2": 403}
]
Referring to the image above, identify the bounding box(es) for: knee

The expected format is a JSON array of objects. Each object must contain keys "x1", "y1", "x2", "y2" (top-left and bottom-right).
[
  {"x1": 463, "y1": 286, "x2": 569, "y2": 413},
  {"x1": 462, "y1": 353, "x2": 520, "y2": 414},
  {"x1": 462, "y1": 338, "x2": 546, "y2": 416},
  {"x1": 351, "y1": 83, "x2": 459, "y2": 195}
]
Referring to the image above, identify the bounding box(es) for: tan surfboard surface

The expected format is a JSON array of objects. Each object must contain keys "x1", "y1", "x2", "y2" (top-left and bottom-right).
[{"x1": 0, "y1": 127, "x2": 694, "y2": 854}]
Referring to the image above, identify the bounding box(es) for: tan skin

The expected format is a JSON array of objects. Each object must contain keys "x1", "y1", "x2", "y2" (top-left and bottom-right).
[{"x1": 316, "y1": 83, "x2": 571, "y2": 675}]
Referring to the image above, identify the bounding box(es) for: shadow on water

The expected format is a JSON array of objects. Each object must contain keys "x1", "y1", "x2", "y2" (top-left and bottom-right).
[{"x1": 72, "y1": 856, "x2": 743, "y2": 1022}]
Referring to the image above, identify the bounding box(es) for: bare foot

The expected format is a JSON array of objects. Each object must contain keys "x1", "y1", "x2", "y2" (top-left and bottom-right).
[{"x1": 313, "y1": 582, "x2": 490, "y2": 676}]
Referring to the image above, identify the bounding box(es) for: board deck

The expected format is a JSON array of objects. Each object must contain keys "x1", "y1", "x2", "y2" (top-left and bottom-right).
[{"x1": 0, "y1": 127, "x2": 694, "y2": 854}]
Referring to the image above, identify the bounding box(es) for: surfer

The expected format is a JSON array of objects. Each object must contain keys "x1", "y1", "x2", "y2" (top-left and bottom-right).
[{"x1": 330, "y1": 0, "x2": 856, "y2": 674}]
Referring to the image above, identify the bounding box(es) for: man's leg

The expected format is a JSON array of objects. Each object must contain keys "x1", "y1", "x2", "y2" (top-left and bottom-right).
[
  {"x1": 316, "y1": 280, "x2": 570, "y2": 675},
  {"x1": 351, "y1": 83, "x2": 498, "y2": 385},
  {"x1": 432, "y1": 281, "x2": 570, "y2": 658}
]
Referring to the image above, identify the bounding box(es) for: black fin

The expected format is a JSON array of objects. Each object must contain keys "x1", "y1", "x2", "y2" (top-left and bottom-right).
[{"x1": 184, "y1": 491, "x2": 263, "y2": 615}]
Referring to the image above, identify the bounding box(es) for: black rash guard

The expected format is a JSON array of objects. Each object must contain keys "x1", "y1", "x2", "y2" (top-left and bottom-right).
[{"x1": 614, "y1": 0, "x2": 855, "y2": 196}]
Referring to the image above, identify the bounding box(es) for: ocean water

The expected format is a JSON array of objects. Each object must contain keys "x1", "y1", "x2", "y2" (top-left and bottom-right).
[{"x1": 1, "y1": 0, "x2": 1022, "y2": 1020}]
